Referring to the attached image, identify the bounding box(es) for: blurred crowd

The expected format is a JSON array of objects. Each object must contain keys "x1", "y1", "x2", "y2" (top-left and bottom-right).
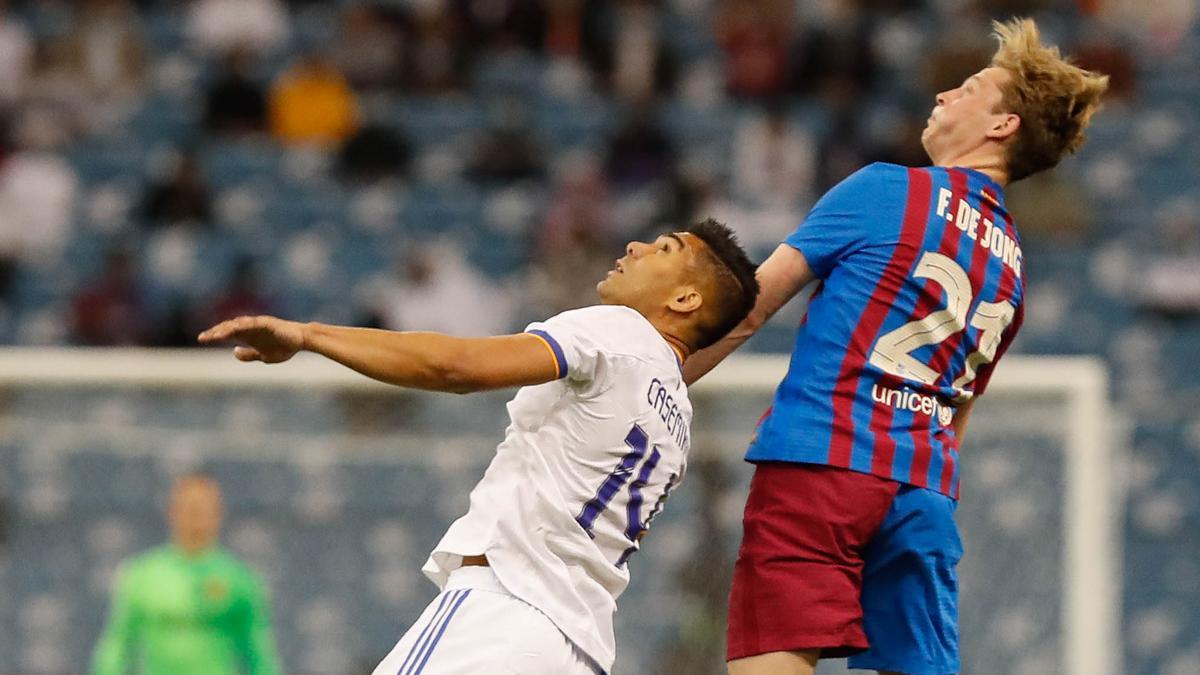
[
  {"x1": 0, "y1": 0, "x2": 1164, "y2": 349},
  {"x1": 2, "y1": 2, "x2": 1200, "y2": 673}
]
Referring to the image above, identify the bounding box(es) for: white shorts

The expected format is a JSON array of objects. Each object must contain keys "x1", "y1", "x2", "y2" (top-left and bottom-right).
[{"x1": 372, "y1": 566, "x2": 600, "y2": 675}]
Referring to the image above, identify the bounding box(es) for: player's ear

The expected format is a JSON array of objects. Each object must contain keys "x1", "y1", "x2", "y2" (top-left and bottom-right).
[
  {"x1": 668, "y1": 287, "x2": 703, "y2": 314},
  {"x1": 987, "y1": 112, "x2": 1020, "y2": 141}
]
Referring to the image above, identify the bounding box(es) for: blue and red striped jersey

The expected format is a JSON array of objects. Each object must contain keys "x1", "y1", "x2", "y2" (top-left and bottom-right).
[{"x1": 746, "y1": 163, "x2": 1026, "y2": 498}]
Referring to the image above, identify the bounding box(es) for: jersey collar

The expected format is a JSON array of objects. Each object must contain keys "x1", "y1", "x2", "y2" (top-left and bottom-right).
[
  {"x1": 956, "y1": 166, "x2": 1006, "y2": 208},
  {"x1": 668, "y1": 342, "x2": 686, "y2": 370}
]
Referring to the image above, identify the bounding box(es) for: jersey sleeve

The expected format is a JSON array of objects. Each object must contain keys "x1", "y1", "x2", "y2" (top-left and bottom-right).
[
  {"x1": 784, "y1": 163, "x2": 899, "y2": 279},
  {"x1": 524, "y1": 306, "x2": 637, "y2": 388}
]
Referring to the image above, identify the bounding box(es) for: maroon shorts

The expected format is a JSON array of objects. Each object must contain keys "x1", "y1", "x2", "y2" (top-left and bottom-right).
[{"x1": 726, "y1": 462, "x2": 901, "y2": 661}]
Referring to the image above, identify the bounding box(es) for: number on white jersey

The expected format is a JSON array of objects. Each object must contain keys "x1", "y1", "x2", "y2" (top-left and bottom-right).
[{"x1": 575, "y1": 424, "x2": 673, "y2": 567}]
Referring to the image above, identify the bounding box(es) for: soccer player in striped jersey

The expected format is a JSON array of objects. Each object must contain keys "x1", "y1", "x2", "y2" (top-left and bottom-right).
[
  {"x1": 199, "y1": 220, "x2": 758, "y2": 675},
  {"x1": 683, "y1": 19, "x2": 1108, "y2": 675}
]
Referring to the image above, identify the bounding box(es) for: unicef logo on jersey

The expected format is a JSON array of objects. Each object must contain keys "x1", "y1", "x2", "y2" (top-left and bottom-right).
[
  {"x1": 871, "y1": 383, "x2": 955, "y2": 427},
  {"x1": 938, "y1": 405, "x2": 955, "y2": 427}
]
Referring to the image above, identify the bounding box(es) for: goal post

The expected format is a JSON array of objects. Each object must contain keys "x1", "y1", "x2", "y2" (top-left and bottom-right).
[
  {"x1": 983, "y1": 356, "x2": 1119, "y2": 675},
  {"x1": 0, "y1": 350, "x2": 1119, "y2": 674}
]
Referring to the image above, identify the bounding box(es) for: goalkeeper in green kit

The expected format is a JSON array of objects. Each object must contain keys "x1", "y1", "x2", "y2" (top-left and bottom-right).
[{"x1": 92, "y1": 474, "x2": 282, "y2": 675}]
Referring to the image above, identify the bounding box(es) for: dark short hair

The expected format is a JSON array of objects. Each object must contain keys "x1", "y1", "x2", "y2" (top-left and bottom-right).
[{"x1": 686, "y1": 219, "x2": 759, "y2": 349}]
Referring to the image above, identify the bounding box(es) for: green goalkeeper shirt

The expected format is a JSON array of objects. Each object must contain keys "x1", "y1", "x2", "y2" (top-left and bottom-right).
[{"x1": 91, "y1": 545, "x2": 282, "y2": 675}]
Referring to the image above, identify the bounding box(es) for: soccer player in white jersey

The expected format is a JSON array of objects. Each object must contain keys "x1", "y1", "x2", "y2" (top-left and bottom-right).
[{"x1": 198, "y1": 219, "x2": 759, "y2": 675}]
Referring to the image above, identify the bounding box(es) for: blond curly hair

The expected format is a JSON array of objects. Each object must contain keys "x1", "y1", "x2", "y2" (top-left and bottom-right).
[{"x1": 990, "y1": 18, "x2": 1110, "y2": 182}]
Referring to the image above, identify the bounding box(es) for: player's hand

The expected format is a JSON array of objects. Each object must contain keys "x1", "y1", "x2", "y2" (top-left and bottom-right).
[{"x1": 197, "y1": 315, "x2": 307, "y2": 364}]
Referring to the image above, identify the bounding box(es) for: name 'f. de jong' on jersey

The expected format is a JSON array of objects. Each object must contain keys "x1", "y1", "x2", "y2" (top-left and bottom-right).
[{"x1": 748, "y1": 163, "x2": 1026, "y2": 499}]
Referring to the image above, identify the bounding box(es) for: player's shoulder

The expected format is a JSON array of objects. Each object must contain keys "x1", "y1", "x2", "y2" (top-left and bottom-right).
[
  {"x1": 858, "y1": 161, "x2": 911, "y2": 176},
  {"x1": 842, "y1": 162, "x2": 914, "y2": 190},
  {"x1": 206, "y1": 548, "x2": 268, "y2": 588},
  {"x1": 550, "y1": 304, "x2": 644, "y2": 323},
  {"x1": 209, "y1": 547, "x2": 256, "y2": 573},
  {"x1": 540, "y1": 305, "x2": 665, "y2": 359},
  {"x1": 120, "y1": 545, "x2": 172, "y2": 573},
  {"x1": 140, "y1": 545, "x2": 176, "y2": 563},
  {"x1": 820, "y1": 162, "x2": 913, "y2": 210},
  {"x1": 543, "y1": 305, "x2": 655, "y2": 338}
]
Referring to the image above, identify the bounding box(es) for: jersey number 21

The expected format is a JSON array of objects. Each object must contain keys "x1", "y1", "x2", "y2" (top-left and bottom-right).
[{"x1": 869, "y1": 251, "x2": 1016, "y2": 391}]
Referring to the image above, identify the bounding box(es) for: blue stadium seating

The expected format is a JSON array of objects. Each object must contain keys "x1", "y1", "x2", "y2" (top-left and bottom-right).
[{"x1": 1, "y1": 3, "x2": 1198, "y2": 674}]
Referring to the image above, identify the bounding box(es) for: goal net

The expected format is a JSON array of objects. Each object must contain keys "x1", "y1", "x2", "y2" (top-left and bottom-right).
[{"x1": 0, "y1": 350, "x2": 1120, "y2": 674}]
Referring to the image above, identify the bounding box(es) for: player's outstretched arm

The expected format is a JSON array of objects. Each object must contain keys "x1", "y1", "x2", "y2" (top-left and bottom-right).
[
  {"x1": 683, "y1": 244, "x2": 815, "y2": 385},
  {"x1": 198, "y1": 315, "x2": 560, "y2": 394}
]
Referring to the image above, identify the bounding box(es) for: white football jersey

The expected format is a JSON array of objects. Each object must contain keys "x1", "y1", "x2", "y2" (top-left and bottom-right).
[{"x1": 422, "y1": 305, "x2": 692, "y2": 673}]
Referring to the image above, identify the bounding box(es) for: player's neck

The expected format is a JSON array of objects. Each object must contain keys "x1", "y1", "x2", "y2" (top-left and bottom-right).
[
  {"x1": 935, "y1": 150, "x2": 1009, "y2": 187},
  {"x1": 173, "y1": 539, "x2": 217, "y2": 557},
  {"x1": 658, "y1": 331, "x2": 691, "y2": 364}
]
